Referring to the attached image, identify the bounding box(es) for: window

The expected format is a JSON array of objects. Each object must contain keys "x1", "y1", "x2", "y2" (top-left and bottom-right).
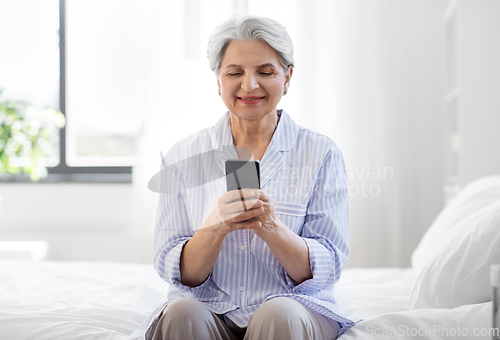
[
  {"x1": 64, "y1": 0, "x2": 147, "y2": 168},
  {"x1": 0, "y1": 1, "x2": 59, "y2": 112},
  {"x1": 0, "y1": 0, "x2": 147, "y2": 182}
]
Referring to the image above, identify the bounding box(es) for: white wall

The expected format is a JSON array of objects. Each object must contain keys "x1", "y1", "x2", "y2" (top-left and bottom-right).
[
  {"x1": 340, "y1": 0, "x2": 500, "y2": 267},
  {"x1": 0, "y1": 183, "x2": 154, "y2": 263},
  {"x1": 458, "y1": 0, "x2": 500, "y2": 185},
  {"x1": 334, "y1": 0, "x2": 450, "y2": 267}
]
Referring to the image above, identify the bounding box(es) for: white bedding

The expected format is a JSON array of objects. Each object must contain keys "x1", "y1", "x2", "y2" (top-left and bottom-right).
[
  {"x1": 0, "y1": 260, "x2": 159, "y2": 340},
  {"x1": 0, "y1": 260, "x2": 493, "y2": 340},
  {"x1": 336, "y1": 268, "x2": 492, "y2": 339}
]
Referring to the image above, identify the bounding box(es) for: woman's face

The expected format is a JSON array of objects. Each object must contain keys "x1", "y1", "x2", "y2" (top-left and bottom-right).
[{"x1": 217, "y1": 40, "x2": 292, "y2": 121}]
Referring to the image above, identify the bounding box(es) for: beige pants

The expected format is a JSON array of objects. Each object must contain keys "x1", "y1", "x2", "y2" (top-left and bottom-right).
[{"x1": 151, "y1": 297, "x2": 340, "y2": 340}]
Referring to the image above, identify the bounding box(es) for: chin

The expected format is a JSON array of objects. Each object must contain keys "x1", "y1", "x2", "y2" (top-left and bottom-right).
[
  {"x1": 235, "y1": 105, "x2": 277, "y2": 116},
  {"x1": 232, "y1": 110, "x2": 271, "y2": 120}
]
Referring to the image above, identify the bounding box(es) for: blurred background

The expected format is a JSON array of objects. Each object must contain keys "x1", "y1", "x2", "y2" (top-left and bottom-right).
[{"x1": 0, "y1": 0, "x2": 499, "y2": 267}]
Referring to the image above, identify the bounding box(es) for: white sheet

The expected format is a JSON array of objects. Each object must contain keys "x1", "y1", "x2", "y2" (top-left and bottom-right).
[
  {"x1": 0, "y1": 260, "x2": 494, "y2": 340},
  {"x1": 335, "y1": 268, "x2": 493, "y2": 340},
  {"x1": 0, "y1": 260, "x2": 163, "y2": 340},
  {"x1": 336, "y1": 267, "x2": 415, "y2": 320}
]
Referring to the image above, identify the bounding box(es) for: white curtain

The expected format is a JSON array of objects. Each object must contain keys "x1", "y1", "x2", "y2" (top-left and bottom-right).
[{"x1": 132, "y1": 0, "x2": 449, "y2": 267}]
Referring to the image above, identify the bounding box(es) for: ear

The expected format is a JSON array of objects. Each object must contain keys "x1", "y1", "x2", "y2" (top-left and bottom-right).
[
  {"x1": 217, "y1": 76, "x2": 221, "y2": 95},
  {"x1": 284, "y1": 66, "x2": 293, "y2": 92},
  {"x1": 286, "y1": 66, "x2": 294, "y2": 81}
]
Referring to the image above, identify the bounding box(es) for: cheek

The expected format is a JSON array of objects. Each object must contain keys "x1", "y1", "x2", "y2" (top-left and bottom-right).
[
  {"x1": 220, "y1": 79, "x2": 237, "y2": 96},
  {"x1": 266, "y1": 78, "x2": 285, "y2": 96},
  {"x1": 220, "y1": 84, "x2": 237, "y2": 106}
]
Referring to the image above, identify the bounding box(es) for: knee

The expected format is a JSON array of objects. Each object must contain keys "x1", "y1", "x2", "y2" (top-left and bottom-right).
[
  {"x1": 249, "y1": 297, "x2": 306, "y2": 328},
  {"x1": 152, "y1": 298, "x2": 214, "y2": 339},
  {"x1": 163, "y1": 298, "x2": 209, "y2": 323},
  {"x1": 245, "y1": 298, "x2": 309, "y2": 340}
]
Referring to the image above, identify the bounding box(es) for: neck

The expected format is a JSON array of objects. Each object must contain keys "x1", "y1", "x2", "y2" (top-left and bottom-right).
[{"x1": 230, "y1": 110, "x2": 279, "y2": 159}]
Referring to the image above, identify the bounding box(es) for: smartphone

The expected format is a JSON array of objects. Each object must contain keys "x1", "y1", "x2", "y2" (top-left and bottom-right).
[{"x1": 225, "y1": 159, "x2": 260, "y2": 191}]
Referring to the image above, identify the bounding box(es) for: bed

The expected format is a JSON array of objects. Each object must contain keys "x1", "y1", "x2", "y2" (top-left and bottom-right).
[{"x1": 1, "y1": 175, "x2": 499, "y2": 340}]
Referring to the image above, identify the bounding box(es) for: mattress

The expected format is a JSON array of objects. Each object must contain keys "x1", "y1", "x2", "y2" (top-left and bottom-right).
[{"x1": 0, "y1": 260, "x2": 493, "y2": 340}]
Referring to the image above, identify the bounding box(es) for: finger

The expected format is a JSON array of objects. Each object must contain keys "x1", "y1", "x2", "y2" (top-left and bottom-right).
[
  {"x1": 226, "y1": 189, "x2": 260, "y2": 212},
  {"x1": 226, "y1": 198, "x2": 261, "y2": 213},
  {"x1": 224, "y1": 205, "x2": 264, "y2": 223},
  {"x1": 238, "y1": 189, "x2": 248, "y2": 211},
  {"x1": 228, "y1": 206, "x2": 263, "y2": 223},
  {"x1": 221, "y1": 189, "x2": 257, "y2": 204},
  {"x1": 227, "y1": 220, "x2": 262, "y2": 230},
  {"x1": 258, "y1": 190, "x2": 271, "y2": 202}
]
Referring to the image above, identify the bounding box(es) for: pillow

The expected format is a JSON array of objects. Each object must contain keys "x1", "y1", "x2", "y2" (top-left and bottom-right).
[
  {"x1": 411, "y1": 175, "x2": 500, "y2": 270},
  {"x1": 410, "y1": 200, "x2": 500, "y2": 309}
]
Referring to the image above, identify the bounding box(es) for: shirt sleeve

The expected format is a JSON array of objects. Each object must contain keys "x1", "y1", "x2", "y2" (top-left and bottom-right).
[
  {"x1": 152, "y1": 157, "x2": 212, "y2": 292},
  {"x1": 284, "y1": 143, "x2": 350, "y2": 294}
]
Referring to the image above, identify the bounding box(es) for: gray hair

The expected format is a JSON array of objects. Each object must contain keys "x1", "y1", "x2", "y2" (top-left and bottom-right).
[{"x1": 207, "y1": 16, "x2": 294, "y2": 74}]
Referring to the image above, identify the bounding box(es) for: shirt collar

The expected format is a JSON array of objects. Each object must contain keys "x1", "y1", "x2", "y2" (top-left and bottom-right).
[{"x1": 210, "y1": 109, "x2": 299, "y2": 153}]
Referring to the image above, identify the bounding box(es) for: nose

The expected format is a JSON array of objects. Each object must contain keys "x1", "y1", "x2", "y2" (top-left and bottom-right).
[{"x1": 241, "y1": 74, "x2": 259, "y2": 92}]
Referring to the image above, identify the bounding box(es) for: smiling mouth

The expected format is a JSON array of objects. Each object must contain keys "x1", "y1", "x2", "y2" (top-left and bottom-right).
[{"x1": 237, "y1": 96, "x2": 265, "y2": 101}]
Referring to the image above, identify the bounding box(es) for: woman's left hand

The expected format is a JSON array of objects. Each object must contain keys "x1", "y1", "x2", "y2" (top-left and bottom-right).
[
  {"x1": 250, "y1": 190, "x2": 283, "y2": 240},
  {"x1": 250, "y1": 190, "x2": 313, "y2": 283}
]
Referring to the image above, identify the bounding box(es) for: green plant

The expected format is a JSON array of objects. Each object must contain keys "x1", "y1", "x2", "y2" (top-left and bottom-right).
[{"x1": 0, "y1": 90, "x2": 65, "y2": 181}]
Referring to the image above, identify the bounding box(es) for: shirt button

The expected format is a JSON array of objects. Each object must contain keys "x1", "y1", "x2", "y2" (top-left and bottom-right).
[
  {"x1": 240, "y1": 245, "x2": 246, "y2": 251},
  {"x1": 239, "y1": 286, "x2": 244, "y2": 292}
]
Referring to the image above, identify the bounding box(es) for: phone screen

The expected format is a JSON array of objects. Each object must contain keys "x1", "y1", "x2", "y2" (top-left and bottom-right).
[{"x1": 225, "y1": 159, "x2": 260, "y2": 191}]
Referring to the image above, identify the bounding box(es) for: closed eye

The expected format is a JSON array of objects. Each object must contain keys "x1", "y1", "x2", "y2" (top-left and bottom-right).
[{"x1": 229, "y1": 73, "x2": 242, "y2": 76}]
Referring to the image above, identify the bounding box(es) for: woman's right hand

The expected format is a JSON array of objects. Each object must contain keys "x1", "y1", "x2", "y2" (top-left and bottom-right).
[
  {"x1": 180, "y1": 189, "x2": 262, "y2": 287},
  {"x1": 204, "y1": 188, "x2": 263, "y2": 236}
]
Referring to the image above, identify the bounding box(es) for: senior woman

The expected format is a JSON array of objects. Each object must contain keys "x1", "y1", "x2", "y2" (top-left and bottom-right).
[{"x1": 131, "y1": 15, "x2": 354, "y2": 340}]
